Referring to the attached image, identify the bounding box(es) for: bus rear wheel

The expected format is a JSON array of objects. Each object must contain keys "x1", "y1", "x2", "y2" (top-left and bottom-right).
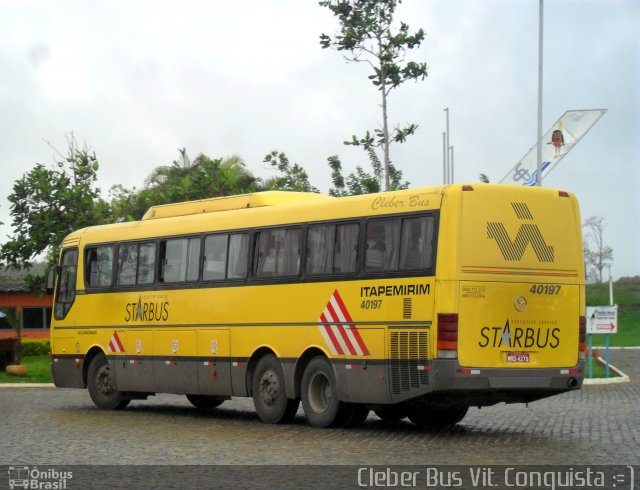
[
  {"x1": 186, "y1": 394, "x2": 226, "y2": 410},
  {"x1": 407, "y1": 403, "x2": 468, "y2": 428},
  {"x1": 301, "y1": 356, "x2": 347, "y2": 428},
  {"x1": 252, "y1": 354, "x2": 299, "y2": 424},
  {"x1": 87, "y1": 352, "x2": 130, "y2": 410}
]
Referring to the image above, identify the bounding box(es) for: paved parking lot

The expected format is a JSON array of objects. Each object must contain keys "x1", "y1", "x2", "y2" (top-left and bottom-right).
[{"x1": 1, "y1": 350, "x2": 638, "y2": 467}]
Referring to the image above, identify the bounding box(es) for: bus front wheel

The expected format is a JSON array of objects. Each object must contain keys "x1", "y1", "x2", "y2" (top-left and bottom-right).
[
  {"x1": 251, "y1": 354, "x2": 299, "y2": 424},
  {"x1": 87, "y1": 352, "x2": 130, "y2": 410}
]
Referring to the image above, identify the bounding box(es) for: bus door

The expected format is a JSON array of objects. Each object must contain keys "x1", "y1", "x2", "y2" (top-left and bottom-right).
[{"x1": 51, "y1": 248, "x2": 85, "y2": 389}]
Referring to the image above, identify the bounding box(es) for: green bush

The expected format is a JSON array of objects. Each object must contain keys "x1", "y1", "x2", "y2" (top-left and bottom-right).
[{"x1": 21, "y1": 340, "x2": 50, "y2": 357}]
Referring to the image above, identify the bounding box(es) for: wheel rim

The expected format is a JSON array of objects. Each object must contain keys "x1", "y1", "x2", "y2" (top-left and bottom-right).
[
  {"x1": 96, "y1": 365, "x2": 113, "y2": 395},
  {"x1": 308, "y1": 371, "x2": 332, "y2": 414},
  {"x1": 258, "y1": 369, "x2": 279, "y2": 406}
]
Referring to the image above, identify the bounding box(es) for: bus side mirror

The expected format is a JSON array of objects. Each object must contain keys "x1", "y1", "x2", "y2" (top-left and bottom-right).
[{"x1": 46, "y1": 266, "x2": 57, "y2": 295}]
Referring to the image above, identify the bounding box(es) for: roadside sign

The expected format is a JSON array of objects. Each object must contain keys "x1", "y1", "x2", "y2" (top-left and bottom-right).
[{"x1": 586, "y1": 305, "x2": 618, "y2": 334}]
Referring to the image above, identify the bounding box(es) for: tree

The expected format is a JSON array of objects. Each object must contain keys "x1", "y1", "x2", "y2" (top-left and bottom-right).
[
  {"x1": 328, "y1": 153, "x2": 407, "y2": 196},
  {"x1": 583, "y1": 216, "x2": 614, "y2": 284},
  {"x1": 320, "y1": 0, "x2": 427, "y2": 190},
  {"x1": 111, "y1": 150, "x2": 260, "y2": 221},
  {"x1": 0, "y1": 135, "x2": 111, "y2": 269},
  {"x1": 262, "y1": 151, "x2": 319, "y2": 193}
]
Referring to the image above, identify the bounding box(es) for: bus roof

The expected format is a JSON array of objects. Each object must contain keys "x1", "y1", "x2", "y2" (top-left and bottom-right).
[
  {"x1": 141, "y1": 191, "x2": 333, "y2": 220},
  {"x1": 60, "y1": 184, "x2": 576, "y2": 249}
]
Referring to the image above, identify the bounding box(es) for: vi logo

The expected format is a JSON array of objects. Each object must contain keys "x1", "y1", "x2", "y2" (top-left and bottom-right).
[{"x1": 487, "y1": 202, "x2": 554, "y2": 263}]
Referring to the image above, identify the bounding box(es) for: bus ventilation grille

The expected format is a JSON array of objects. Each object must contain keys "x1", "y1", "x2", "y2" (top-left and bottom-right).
[
  {"x1": 390, "y1": 331, "x2": 429, "y2": 395},
  {"x1": 403, "y1": 298, "x2": 412, "y2": 319}
]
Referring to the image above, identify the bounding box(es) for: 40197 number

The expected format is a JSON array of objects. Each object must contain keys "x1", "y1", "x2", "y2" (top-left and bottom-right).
[
  {"x1": 361, "y1": 300, "x2": 383, "y2": 310},
  {"x1": 529, "y1": 284, "x2": 561, "y2": 295}
]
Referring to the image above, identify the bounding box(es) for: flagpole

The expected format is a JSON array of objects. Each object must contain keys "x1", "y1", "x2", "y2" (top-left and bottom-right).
[
  {"x1": 442, "y1": 132, "x2": 447, "y2": 184},
  {"x1": 536, "y1": 0, "x2": 544, "y2": 186},
  {"x1": 444, "y1": 108, "x2": 450, "y2": 184}
]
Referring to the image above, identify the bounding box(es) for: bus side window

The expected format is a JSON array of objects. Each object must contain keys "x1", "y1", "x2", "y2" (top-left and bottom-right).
[
  {"x1": 256, "y1": 228, "x2": 300, "y2": 278},
  {"x1": 306, "y1": 224, "x2": 335, "y2": 274},
  {"x1": 86, "y1": 245, "x2": 114, "y2": 288},
  {"x1": 160, "y1": 237, "x2": 200, "y2": 283},
  {"x1": 399, "y1": 216, "x2": 435, "y2": 270},
  {"x1": 306, "y1": 222, "x2": 358, "y2": 275},
  {"x1": 117, "y1": 243, "x2": 138, "y2": 286},
  {"x1": 54, "y1": 249, "x2": 78, "y2": 320},
  {"x1": 365, "y1": 219, "x2": 400, "y2": 272},
  {"x1": 137, "y1": 242, "x2": 156, "y2": 284},
  {"x1": 203, "y1": 234, "x2": 229, "y2": 281},
  {"x1": 204, "y1": 233, "x2": 248, "y2": 281},
  {"x1": 256, "y1": 229, "x2": 281, "y2": 278},
  {"x1": 334, "y1": 223, "x2": 359, "y2": 273},
  {"x1": 227, "y1": 233, "x2": 249, "y2": 279}
]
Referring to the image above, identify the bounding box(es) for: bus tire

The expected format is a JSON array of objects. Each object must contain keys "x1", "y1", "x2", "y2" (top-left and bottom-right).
[
  {"x1": 186, "y1": 394, "x2": 226, "y2": 410},
  {"x1": 252, "y1": 354, "x2": 299, "y2": 424},
  {"x1": 87, "y1": 352, "x2": 130, "y2": 410},
  {"x1": 301, "y1": 357, "x2": 343, "y2": 428},
  {"x1": 408, "y1": 404, "x2": 468, "y2": 428}
]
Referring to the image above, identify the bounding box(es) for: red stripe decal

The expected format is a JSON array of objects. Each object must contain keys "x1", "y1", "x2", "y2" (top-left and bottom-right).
[
  {"x1": 326, "y1": 301, "x2": 357, "y2": 355},
  {"x1": 332, "y1": 290, "x2": 369, "y2": 356},
  {"x1": 320, "y1": 312, "x2": 344, "y2": 355},
  {"x1": 113, "y1": 331, "x2": 125, "y2": 352}
]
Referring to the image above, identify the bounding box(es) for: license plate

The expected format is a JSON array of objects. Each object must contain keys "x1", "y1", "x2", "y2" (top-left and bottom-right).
[{"x1": 507, "y1": 352, "x2": 530, "y2": 363}]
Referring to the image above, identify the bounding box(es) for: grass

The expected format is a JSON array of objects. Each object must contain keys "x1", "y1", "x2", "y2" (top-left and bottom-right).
[
  {"x1": 0, "y1": 355, "x2": 52, "y2": 383},
  {"x1": 586, "y1": 282, "x2": 640, "y2": 347}
]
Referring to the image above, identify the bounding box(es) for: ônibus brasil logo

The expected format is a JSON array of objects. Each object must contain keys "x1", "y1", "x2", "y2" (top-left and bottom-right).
[{"x1": 7, "y1": 466, "x2": 73, "y2": 490}]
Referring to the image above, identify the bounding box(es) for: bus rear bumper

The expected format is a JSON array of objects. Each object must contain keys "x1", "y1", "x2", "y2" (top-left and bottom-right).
[{"x1": 427, "y1": 359, "x2": 585, "y2": 405}]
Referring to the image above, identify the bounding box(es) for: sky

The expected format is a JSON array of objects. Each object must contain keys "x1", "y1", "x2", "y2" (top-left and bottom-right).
[{"x1": 0, "y1": 0, "x2": 638, "y2": 280}]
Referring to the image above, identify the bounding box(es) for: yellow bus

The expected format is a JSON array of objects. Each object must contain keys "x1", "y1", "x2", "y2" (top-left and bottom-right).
[{"x1": 50, "y1": 184, "x2": 586, "y2": 428}]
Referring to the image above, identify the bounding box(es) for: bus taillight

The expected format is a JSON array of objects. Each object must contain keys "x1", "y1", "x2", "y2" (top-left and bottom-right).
[
  {"x1": 437, "y1": 313, "x2": 458, "y2": 359},
  {"x1": 579, "y1": 315, "x2": 587, "y2": 357}
]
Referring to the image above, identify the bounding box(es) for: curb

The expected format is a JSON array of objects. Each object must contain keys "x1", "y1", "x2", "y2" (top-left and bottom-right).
[
  {"x1": 0, "y1": 383, "x2": 55, "y2": 388},
  {"x1": 583, "y1": 356, "x2": 630, "y2": 385}
]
